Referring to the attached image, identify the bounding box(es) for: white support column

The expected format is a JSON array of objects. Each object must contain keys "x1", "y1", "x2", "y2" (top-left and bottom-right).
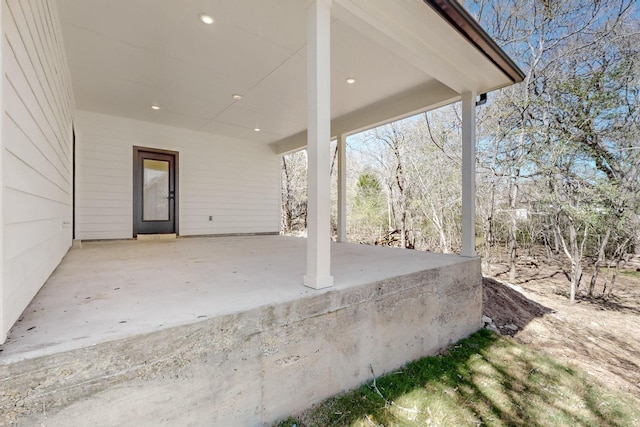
[
  {"x1": 461, "y1": 91, "x2": 477, "y2": 257},
  {"x1": 304, "y1": 0, "x2": 333, "y2": 289},
  {"x1": 337, "y1": 133, "x2": 347, "y2": 243}
]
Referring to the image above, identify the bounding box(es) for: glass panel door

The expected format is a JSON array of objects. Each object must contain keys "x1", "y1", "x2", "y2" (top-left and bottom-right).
[
  {"x1": 143, "y1": 159, "x2": 169, "y2": 221},
  {"x1": 133, "y1": 147, "x2": 178, "y2": 236}
]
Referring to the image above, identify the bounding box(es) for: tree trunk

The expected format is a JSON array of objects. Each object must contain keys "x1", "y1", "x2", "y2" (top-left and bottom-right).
[
  {"x1": 542, "y1": 225, "x2": 553, "y2": 258},
  {"x1": 281, "y1": 157, "x2": 293, "y2": 234},
  {"x1": 508, "y1": 178, "x2": 519, "y2": 282},
  {"x1": 508, "y1": 214, "x2": 517, "y2": 282},
  {"x1": 634, "y1": 214, "x2": 640, "y2": 256},
  {"x1": 482, "y1": 135, "x2": 500, "y2": 272},
  {"x1": 603, "y1": 238, "x2": 631, "y2": 298},
  {"x1": 552, "y1": 224, "x2": 561, "y2": 255},
  {"x1": 388, "y1": 130, "x2": 408, "y2": 249},
  {"x1": 567, "y1": 222, "x2": 579, "y2": 303},
  {"x1": 387, "y1": 184, "x2": 394, "y2": 231},
  {"x1": 482, "y1": 221, "x2": 492, "y2": 272},
  {"x1": 567, "y1": 222, "x2": 580, "y2": 303},
  {"x1": 589, "y1": 228, "x2": 610, "y2": 296},
  {"x1": 557, "y1": 217, "x2": 583, "y2": 304}
]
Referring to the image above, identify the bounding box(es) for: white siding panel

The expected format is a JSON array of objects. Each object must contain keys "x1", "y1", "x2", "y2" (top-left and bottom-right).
[
  {"x1": 3, "y1": 233, "x2": 69, "y2": 328},
  {"x1": 5, "y1": 0, "x2": 67, "y2": 156},
  {"x1": 5, "y1": 187, "x2": 67, "y2": 224},
  {"x1": 4, "y1": 217, "x2": 61, "y2": 259},
  {"x1": 77, "y1": 217, "x2": 131, "y2": 227},
  {"x1": 77, "y1": 164, "x2": 128, "y2": 177},
  {"x1": 1, "y1": 0, "x2": 74, "y2": 342},
  {"x1": 4, "y1": 111, "x2": 69, "y2": 191},
  {"x1": 3, "y1": 49, "x2": 69, "y2": 177},
  {"x1": 75, "y1": 111, "x2": 280, "y2": 240},
  {"x1": 5, "y1": 150, "x2": 69, "y2": 201},
  {"x1": 77, "y1": 190, "x2": 129, "y2": 201},
  {"x1": 0, "y1": 0, "x2": 4, "y2": 347},
  {"x1": 4, "y1": 4, "x2": 67, "y2": 164}
]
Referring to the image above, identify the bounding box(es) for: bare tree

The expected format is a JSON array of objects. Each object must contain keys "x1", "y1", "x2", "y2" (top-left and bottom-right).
[
  {"x1": 281, "y1": 150, "x2": 308, "y2": 235},
  {"x1": 468, "y1": 0, "x2": 639, "y2": 299}
]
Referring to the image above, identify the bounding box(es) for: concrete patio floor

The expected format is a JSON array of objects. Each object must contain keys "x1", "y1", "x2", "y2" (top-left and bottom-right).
[
  {"x1": 1, "y1": 235, "x2": 483, "y2": 426},
  {"x1": 0, "y1": 235, "x2": 468, "y2": 363}
]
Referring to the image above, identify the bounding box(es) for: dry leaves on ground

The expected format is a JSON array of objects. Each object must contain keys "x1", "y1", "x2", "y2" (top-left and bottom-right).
[{"x1": 483, "y1": 260, "x2": 640, "y2": 400}]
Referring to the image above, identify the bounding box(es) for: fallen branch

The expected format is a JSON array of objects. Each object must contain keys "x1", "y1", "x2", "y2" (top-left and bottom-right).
[
  {"x1": 369, "y1": 365, "x2": 385, "y2": 401},
  {"x1": 365, "y1": 414, "x2": 380, "y2": 426},
  {"x1": 369, "y1": 365, "x2": 422, "y2": 415}
]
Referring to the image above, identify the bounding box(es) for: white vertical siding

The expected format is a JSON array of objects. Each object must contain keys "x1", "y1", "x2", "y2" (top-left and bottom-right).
[
  {"x1": 1, "y1": 0, "x2": 74, "y2": 342},
  {"x1": 75, "y1": 111, "x2": 280, "y2": 240}
]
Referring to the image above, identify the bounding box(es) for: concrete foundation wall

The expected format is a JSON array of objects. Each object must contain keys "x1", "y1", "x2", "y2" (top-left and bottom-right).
[
  {"x1": 3, "y1": 258, "x2": 482, "y2": 426},
  {"x1": 74, "y1": 110, "x2": 280, "y2": 240}
]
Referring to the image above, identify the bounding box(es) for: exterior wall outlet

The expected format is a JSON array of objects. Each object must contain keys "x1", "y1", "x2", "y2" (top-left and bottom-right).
[{"x1": 208, "y1": 215, "x2": 213, "y2": 221}]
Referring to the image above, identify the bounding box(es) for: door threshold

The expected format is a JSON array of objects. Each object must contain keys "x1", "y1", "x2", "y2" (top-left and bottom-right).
[{"x1": 136, "y1": 233, "x2": 177, "y2": 241}]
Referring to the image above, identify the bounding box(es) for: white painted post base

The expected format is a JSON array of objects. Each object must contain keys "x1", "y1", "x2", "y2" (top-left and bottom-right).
[{"x1": 303, "y1": 274, "x2": 334, "y2": 289}]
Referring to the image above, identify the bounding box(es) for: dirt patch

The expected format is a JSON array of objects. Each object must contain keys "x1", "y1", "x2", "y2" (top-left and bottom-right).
[
  {"x1": 482, "y1": 256, "x2": 640, "y2": 400},
  {"x1": 482, "y1": 277, "x2": 553, "y2": 335}
]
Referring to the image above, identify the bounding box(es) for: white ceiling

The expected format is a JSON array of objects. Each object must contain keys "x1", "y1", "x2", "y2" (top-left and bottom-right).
[{"x1": 56, "y1": 0, "x2": 514, "y2": 148}]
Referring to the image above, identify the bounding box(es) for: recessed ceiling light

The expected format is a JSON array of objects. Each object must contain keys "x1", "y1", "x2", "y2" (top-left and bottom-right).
[
  {"x1": 150, "y1": 105, "x2": 160, "y2": 110},
  {"x1": 198, "y1": 13, "x2": 214, "y2": 25},
  {"x1": 253, "y1": 127, "x2": 261, "y2": 132},
  {"x1": 232, "y1": 94, "x2": 243, "y2": 100},
  {"x1": 346, "y1": 78, "x2": 356, "y2": 84}
]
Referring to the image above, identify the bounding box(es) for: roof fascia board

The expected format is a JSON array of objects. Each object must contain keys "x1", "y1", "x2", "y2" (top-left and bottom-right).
[{"x1": 424, "y1": 0, "x2": 525, "y2": 83}]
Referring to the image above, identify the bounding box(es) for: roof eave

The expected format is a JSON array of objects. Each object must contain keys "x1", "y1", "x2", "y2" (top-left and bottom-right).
[{"x1": 424, "y1": 0, "x2": 525, "y2": 85}]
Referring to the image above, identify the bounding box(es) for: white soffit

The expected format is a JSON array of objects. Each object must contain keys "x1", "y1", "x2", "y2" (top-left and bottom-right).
[{"x1": 56, "y1": 0, "x2": 514, "y2": 146}]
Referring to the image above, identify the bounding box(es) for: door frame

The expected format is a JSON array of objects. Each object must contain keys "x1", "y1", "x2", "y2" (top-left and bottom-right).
[{"x1": 133, "y1": 146, "x2": 179, "y2": 237}]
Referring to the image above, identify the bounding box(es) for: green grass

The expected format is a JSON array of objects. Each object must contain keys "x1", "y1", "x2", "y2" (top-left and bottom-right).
[
  {"x1": 274, "y1": 330, "x2": 640, "y2": 427},
  {"x1": 620, "y1": 269, "x2": 640, "y2": 279}
]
